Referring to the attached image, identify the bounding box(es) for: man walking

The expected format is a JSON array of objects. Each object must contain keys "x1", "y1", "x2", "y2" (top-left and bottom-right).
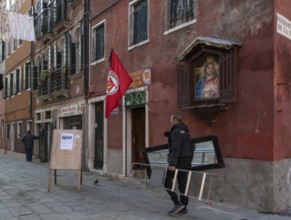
[
  {"x1": 21, "y1": 130, "x2": 39, "y2": 162},
  {"x1": 164, "y1": 113, "x2": 193, "y2": 216}
]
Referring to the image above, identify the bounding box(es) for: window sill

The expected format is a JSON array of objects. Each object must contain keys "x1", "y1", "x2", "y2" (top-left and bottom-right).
[
  {"x1": 164, "y1": 19, "x2": 197, "y2": 36},
  {"x1": 128, "y1": 39, "x2": 150, "y2": 51},
  {"x1": 91, "y1": 58, "x2": 105, "y2": 66}
]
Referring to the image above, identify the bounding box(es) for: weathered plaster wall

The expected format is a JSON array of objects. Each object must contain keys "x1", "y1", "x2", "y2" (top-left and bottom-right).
[
  {"x1": 89, "y1": 0, "x2": 291, "y2": 212},
  {"x1": 274, "y1": 0, "x2": 291, "y2": 160},
  {"x1": 106, "y1": 149, "x2": 123, "y2": 175},
  {"x1": 208, "y1": 158, "x2": 291, "y2": 212}
]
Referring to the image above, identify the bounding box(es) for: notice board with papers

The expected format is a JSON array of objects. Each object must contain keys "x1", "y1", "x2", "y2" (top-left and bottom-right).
[{"x1": 48, "y1": 129, "x2": 83, "y2": 192}]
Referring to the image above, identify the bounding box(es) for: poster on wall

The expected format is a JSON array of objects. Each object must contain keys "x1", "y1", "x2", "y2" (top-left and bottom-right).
[{"x1": 60, "y1": 133, "x2": 74, "y2": 150}]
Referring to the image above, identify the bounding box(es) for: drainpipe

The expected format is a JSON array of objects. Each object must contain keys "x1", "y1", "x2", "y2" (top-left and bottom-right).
[
  {"x1": 29, "y1": 0, "x2": 34, "y2": 124},
  {"x1": 84, "y1": 0, "x2": 89, "y2": 98},
  {"x1": 83, "y1": 0, "x2": 90, "y2": 171}
]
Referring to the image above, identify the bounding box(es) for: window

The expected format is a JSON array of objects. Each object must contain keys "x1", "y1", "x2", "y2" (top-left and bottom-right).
[
  {"x1": 10, "y1": 73, "x2": 14, "y2": 96},
  {"x1": 32, "y1": 63, "x2": 39, "y2": 90},
  {"x1": 66, "y1": 32, "x2": 77, "y2": 75},
  {"x1": 54, "y1": 41, "x2": 63, "y2": 69},
  {"x1": 16, "y1": 68, "x2": 21, "y2": 94},
  {"x1": 28, "y1": 6, "x2": 34, "y2": 17},
  {"x1": 4, "y1": 77, "x2": 8, "y2": 98},
  {"x1": 11, "y1": 39, "x2": 16, "y2": 52},
  {"x1": 93, "y1": 22, "x2": 105, "y2": 62},
  {"x1": 17, "y1": 121, "x2": 22, "y2": 138},
  {"x1": 36, "y1": 113, "x2": 41, "y2": 121},
  {"x1": 0, "y1": 41, "x2": 5, "y2": 62},
  {"x1": 166, "y1": 0, "x2": 196, "y2": 33},
  {"x1": 6, "y1": 123, "x2": 10, "y2": 139},
  {"x1": 129, "y1": 0, "x2": 148, "y2": 47},
  {"x1": 5, "y1": 40, "x2": 10, "y2": 57},
  {"x1": 46, "y1": 47, "x2": 51, "y2": 70},
  {"x1": 27, "y1": 120, "x2": 32, "y2": 132},
  {"x1": 75, "y1": 25, "x2": 82, "y2": 72},
  {"x1": 36, "y1": 0, "x2": 47, "y2": 14},
  {"x1": 18, "y1": 39, "x2": 22, "y2": 47},
  {"x1": 24, "y1": 61, "x2": 31, "y2": 89},
  {"x1": 1, "y1": 120, "x2": 4, "y2": 138},
  {"x1": 45, "y1": 111, "x2": 51, "y2": 119}
]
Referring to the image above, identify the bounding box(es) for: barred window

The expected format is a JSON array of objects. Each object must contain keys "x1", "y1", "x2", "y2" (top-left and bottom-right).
[
  {"x1": 24, "y1": 61, "x2": 31, "y2": 90},
  {"x1": 17, "y1": 121, "x2": 22, "y2": 138},
  {"x1": 129, "y1": 0, "x2": 148, "y2": 47},
  {"x1": 168, "y1": 0, "x2": 195, "y2": 29},
  {"x1": 133, "y1": 0, "x2": 147, "y2": 44},
  {"x1": 93, "y1": 23, "x2": 105, "y2": 62},
  {"x1": 16, "y1": 68, "x2": 20, "y2": 94}
]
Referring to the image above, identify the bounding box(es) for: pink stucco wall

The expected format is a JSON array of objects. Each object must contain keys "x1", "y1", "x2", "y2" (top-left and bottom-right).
[{"x1": 90, "y1": 0, "x2": 291, "y2": 162}]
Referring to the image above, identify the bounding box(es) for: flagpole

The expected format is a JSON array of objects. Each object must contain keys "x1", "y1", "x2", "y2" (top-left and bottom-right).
[
  {"x1": 122, "y1": 97, "x2": 128, "y2": 177},
  {"x1": 125, "y1": 102, "x2": 127, "y2": 177}
]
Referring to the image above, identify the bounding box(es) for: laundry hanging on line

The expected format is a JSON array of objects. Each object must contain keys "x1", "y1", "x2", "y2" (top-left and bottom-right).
[
  {"x1": 0, "y1": 10, "x2": 36, "y2": 42},
  {"x1": 8, "y1": 11, "x2": 36, "y2": 41}
]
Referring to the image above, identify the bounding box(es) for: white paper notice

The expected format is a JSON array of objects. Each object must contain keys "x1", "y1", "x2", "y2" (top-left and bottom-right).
[
  {"x1": 60, "y1": 133, "x2": 74, "y2": 150},
  {"x1": 277, "y1": 13, "x2": 291, "y2": 40}
]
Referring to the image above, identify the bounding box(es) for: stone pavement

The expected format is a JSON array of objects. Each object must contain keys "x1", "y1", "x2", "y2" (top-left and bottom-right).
[{"x1": 0, "y1": 150, "x2": 290, "y2": 220}]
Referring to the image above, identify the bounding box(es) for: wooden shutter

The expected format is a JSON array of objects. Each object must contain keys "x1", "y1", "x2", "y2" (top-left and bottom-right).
[
  {"x1": 177, "y1": 62, "x2": 191, "y2": 107},
  {"x1": 66, "y1": 33, "x2": 72, "y2": 74},
  {"x1": 32, "y1": 66, "x2": 38, "y2": 90},
  {"x1": 219, "y1": 48, "x2": 237, "y2": 103}
]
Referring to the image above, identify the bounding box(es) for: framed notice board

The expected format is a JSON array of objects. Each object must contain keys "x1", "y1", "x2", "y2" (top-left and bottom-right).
[{"x1": 48, "y1": 129, "x2": 83, "y2": 192}]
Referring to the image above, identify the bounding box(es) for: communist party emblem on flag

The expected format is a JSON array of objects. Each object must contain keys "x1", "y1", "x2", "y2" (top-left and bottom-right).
[
  {"x1": 105, "y1": 49, "x2": 132, "y2": 118},
  {"x1": 106, "y1": 71, "x2": 119, "y2": 95}
]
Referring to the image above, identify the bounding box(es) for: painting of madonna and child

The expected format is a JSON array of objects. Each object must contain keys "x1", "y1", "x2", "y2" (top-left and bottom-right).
[{"x1": 195, "y1": 55, "x2": 220, "y2": 100}]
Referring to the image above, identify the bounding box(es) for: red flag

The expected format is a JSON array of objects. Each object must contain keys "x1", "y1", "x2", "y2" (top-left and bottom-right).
[{"x1": 105, "y1": 49, "x2": 132, "y2": 118}]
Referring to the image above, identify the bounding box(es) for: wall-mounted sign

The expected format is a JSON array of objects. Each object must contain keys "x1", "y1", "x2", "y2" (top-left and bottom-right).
[
  {"x1": 58, "y1": 103, "x2": 84, "y2": 117},
  {"x1": 125, "y1": 90, "x2": 146, "y2": 107},
  {"x1": 277, "y1": 13, "x2": 291, "y2": 40},
  {"x1": 129, "y1": 68, "x2": 151, "y2": 89}
]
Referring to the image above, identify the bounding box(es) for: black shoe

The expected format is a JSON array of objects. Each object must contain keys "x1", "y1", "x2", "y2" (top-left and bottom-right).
[
  {"x1": 178, "y1": 207, "x2": 188, "y2": 215},
  {"x1": 168, "y1": 204, "x2": 185, "y2": 216}
]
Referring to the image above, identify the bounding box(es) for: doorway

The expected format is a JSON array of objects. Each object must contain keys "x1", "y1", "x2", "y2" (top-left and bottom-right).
[
  {"x1": 39, "y1": 123, "x2": 49, "y2": 162},
  {"x1": 11, "y1": 123, "x2": 15, "y2": 151},
  {"x1": 94, "y1": 102, "x2": 104, "y2": 169},
  {"x1": 131, "y1": 107, "x2": 145, "y2": 165}
]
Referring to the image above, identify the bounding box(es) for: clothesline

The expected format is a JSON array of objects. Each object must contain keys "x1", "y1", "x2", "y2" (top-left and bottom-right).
[{"x1": 0, "y1": 9, "x2": 35, "y2": 42}]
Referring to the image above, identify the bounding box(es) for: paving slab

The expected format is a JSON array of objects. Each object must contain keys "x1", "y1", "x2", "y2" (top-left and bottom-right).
[{"x1": 0, "y1": 150, "x2": 290, "y2": 220}]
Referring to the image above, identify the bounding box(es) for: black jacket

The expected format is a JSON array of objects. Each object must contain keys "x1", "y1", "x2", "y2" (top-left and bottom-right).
[
  {"x1": 168, "y1": 123, "x2": 193, "y2": 166},
  {"x1": 21, "y1": 133, "x2": 39, "y2": 148}
]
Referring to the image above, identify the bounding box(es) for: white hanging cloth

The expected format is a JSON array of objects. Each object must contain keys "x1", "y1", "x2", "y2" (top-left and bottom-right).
[{"x1": 8, "y1": 11, "x2": 35, "y2": 42}]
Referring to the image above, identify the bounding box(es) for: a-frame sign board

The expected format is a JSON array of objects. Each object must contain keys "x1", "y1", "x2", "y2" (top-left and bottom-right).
[{"x1": 48, "y1": 129, "x2": 83, "y2": 192}]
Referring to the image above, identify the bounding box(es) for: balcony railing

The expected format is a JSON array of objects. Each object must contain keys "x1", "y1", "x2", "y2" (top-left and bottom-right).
[
  {"x1": 38, "y1": 67, "x2": 68, "y2": 101},
  {"x1": 35, "y1": 9, "x2": 52, "y2": 41},
  {"x1": 38, "y1": 75, "x2": 51, "y2": 99},
  {"x1": 48, "y1": 0, "x2": 69, "y2": 33},
  {"x1": 35, "y1": 0, "x2": 69, "y2": 41},
  {"x1": 51, "y1": 67, "x2": 68, "y2": 96}
]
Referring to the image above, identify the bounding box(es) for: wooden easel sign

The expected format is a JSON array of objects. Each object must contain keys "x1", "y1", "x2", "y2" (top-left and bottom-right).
[{"x1": 48, "y1": 129, "x2": 83, "y2": 192}]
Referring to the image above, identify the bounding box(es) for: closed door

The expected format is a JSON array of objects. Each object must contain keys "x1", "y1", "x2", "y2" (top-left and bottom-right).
[
  {"x1": 94, "y1": 102, "x2": 104, "y2": 169},
  {"x1": 131, "y1": 107, "x2": 145, "y2": 163}
]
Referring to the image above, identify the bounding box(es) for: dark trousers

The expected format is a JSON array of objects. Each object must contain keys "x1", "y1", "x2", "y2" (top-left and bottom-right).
[
  {"x1": 25, "y1": 147, "x2": 32, "y2": 161},
  {"x1": 164, "y1": 157, "x2": 192, "y2": 206}
]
